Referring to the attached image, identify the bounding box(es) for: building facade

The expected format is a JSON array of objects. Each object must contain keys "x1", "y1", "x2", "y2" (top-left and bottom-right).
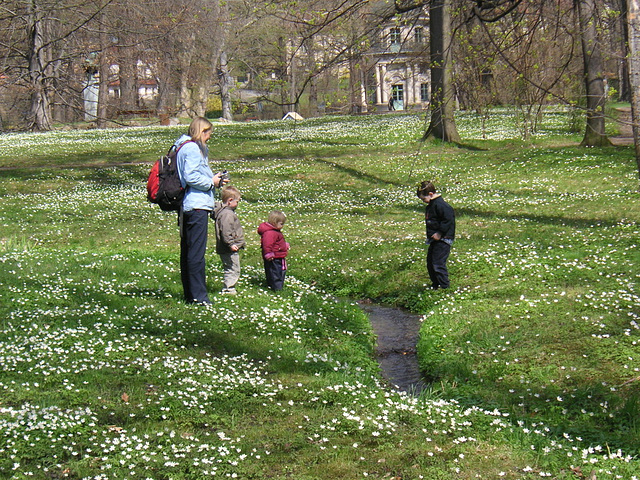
[{"x1": 366, "y1": 15, "x2": 431, "y2": 111}]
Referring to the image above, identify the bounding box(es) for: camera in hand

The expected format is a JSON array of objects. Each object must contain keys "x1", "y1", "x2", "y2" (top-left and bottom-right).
[{"x1": 219, "y1": 170, "x2": 230, "y2": 184}]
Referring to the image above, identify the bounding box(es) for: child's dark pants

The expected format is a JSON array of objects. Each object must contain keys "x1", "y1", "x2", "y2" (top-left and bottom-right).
[
  {"x1": 427, "y1": 240, "x2": 451, "y2": 289},
  {"x1": 264, "y1": 258, "x2": 286, "y2": 291}
]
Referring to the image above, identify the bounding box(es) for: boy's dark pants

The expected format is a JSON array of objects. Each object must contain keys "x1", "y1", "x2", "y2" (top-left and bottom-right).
[
  {"x1": 264, "y1": 258, "x2": 286, "y2": 291},
  {"x1": 427, "y1": 240, "x2": 451, "y2": 289},
  {"x1": 180, "y1": 209, "x2": 210, "y2": 303}
]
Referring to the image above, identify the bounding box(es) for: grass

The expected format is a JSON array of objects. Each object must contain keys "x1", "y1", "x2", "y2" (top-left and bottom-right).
[{"x1": 0, "y1": 108, "x2": 639, "y2": 479}]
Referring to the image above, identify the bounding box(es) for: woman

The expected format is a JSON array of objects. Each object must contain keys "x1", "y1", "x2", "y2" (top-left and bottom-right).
[{"x1": 176, "y1": 117, "x2": 225, "y2": 304}]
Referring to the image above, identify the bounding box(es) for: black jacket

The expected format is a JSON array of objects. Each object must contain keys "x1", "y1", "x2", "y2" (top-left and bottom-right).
[{"x1": 425, "y1": 195, "x2": 455, "y2": 240}]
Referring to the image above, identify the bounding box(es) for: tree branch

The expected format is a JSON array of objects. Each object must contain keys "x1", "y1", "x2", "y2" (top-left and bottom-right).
[{"x1": 473, "y1": 0, "x2": 524, "y2": 22}]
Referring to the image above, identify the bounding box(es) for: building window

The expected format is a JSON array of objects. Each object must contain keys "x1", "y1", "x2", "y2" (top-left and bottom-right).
[
  {"x1": 389, "y1": 27, "x2": 401, "y2": 47},
  {"x1": 414, "y1": 27, "x2": 424, "y2": 43},
  {"x1": 420, "y1": 83, "x2": 429, "y2": 102},
  {"x1": 481, "y1": 68, "x2": 493, "y2": 88},
  {"x1": 392, "y1": 84, "x2": 404, "y2": 101}
]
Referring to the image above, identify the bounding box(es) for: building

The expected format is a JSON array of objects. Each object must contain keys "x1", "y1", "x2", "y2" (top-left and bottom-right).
[{"x1": 366, "y1": 13, "x2": 431, "y2": 111}]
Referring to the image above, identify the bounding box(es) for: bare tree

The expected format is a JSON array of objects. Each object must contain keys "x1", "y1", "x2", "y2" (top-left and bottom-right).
[
  {"x1": 395, "y1": 0, "x2": 524, "y2": 142},
  {"x1": 16, "y1": 0, "x2": 111, "y2": 130},
  {"x1": 236, "y1": 0, "x2": 383, "y2": 118},
  {"x1": 25, "y1": 0, "x2": 52, "y2": 130}
]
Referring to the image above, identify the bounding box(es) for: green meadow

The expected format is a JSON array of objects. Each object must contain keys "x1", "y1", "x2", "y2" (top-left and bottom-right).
[{"x1": 0, "y1": 110, "x2": 638, "y2": 479}]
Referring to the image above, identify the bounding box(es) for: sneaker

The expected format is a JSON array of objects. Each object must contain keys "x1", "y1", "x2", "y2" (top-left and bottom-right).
[
  {"x1": 187, "y1": 298, "x2": 212, "y2": 305},
  {"x1": 221, "y1": 288, "x2": 237, "y2": 295}
]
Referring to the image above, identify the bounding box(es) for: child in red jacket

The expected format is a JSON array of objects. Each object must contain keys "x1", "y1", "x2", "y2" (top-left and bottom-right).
[{"x1": 257, "y1": 210, "x2": 290, "y2": 291}]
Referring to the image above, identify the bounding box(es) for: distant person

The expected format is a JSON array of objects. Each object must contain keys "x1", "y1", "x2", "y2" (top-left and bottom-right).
[
  {"x1": 177, "y1": 116, "x2": 227, "y2": 305},
  {"x1": 257, "y1": 210, "x2": 290, "y2": 291},
  {"x1": 417, "y1": 181, "x2": 455, "y2": 289},
  {"x1": 388, "y1": 97, "x2": 395, "y2": 111},
  {"x1": 213, "y1": 186, "x2": 246, "y2": 295}
]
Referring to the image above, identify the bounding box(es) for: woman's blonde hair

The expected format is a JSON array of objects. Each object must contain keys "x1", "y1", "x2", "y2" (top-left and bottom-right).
[
  {"x1": 188, "y1": 117, "x2": 213, "y2": 143},
  {"x1": 268, "y1": 210, "x2": 286, "y2": 225}
]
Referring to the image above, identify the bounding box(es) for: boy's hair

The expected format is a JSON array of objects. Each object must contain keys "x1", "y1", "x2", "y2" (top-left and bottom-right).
[
  {"x1": 268, "y1": 210, "x2": 286, "y2": 225},
  {"x1": 417, "y1": 181, "x2": 436, "y2": 198},
  {"x1": 221, "y1": 186, "x2": 241, "y2": 203}
]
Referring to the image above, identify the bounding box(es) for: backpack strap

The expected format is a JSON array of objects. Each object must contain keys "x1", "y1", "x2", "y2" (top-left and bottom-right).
[{"x1": 168, "y1": 139, "x2": 195, "y2": 156}]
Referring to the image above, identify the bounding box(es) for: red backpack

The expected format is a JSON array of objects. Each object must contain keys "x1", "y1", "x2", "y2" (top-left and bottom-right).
[{"x1": 146, "y1": 141, "x2": 192, "y2": 211}]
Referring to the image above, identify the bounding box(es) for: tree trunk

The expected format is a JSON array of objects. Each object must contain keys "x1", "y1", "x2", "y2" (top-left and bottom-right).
[
  {"x1": 177, "y1": 70, "x2": 191, "y2": 117},
  {"x1": 349, "y1": 54, "x2": 358, "y2": 114},
  {"x1": 308, "y1": 76, "x2": 318, "y2": 117},
  {"x1": 423, "y1": 0, "x2": 460, "y2": 142},
  {"x1": 577, "y1": 0, "x2": 611, "y2": 146},
  {"x1": 96, "y1": 6, "x2": 109, "y2": 128},
  {"x1": 278, "y1": 36, "x2": 289, "y2": 117},
  {"x1": 118, "y1": 50, "x2": 138, "y2": 112},
  {"x1": 289, "y1": 55, "x2": 297, "y2": 113},
  {"x1": 219, "y1": 50, "x2": 233, "y2": 121},
  {"x1": 192, "y1": 84, "x2": 207, "y2": 117},
  {"x1": 306, "y1": 37, "x2": 319, "y2": 117},
  {"x1": 176, "y1": 33, "x2": 195, "y2": 117},
  {"x1": 215, "y1": 0, "x2": 233, "y2": 121},
  {"x1": 627, "y1": 0, "x2": 640, "y2": 182},
  {"x1": 618, "y1": 0, "x2": 632, "y2": 102},
  {"x1": 359, "y1": 67, "x2": 368, "y2": 113},
  {"x1": 26, "y1": 0, "x2": 52, "y2": 131}
]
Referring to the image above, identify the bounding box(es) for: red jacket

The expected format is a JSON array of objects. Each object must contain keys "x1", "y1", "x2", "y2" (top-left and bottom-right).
[{"x1": 257, "y1": 222, "x2": 289, "y2": 259}]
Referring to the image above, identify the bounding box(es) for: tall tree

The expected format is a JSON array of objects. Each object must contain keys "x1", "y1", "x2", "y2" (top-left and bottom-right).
[
  {"x1": 577, "y1": 0, "x2": 611, "y2": 146},
  {"x1": 26, "y1": 0, "x2": 52, "y2": 130},
  {"x1": 395, "y1": 0, "x2": 524, "y2": 142},
  {"x1": 423, "y1": 0, "x2": 461, "y2": 142}
]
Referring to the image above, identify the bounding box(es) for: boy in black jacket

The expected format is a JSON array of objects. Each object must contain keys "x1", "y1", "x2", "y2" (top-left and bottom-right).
[{"x1": 417, "y1": 181, "x2": 456, "y2": 289}]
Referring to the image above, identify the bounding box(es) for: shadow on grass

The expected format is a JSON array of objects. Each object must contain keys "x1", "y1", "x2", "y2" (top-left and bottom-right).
[
  {"x1": 455, "y1": 206, "x2": 623, "y2": 230},
  {"x1": 312, "y1": 158, "x2": 408, "y2": 188}
]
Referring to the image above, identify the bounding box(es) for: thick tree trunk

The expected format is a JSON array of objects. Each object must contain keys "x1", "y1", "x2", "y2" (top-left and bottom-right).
[
  {"x1": 176, "y1": 34, "x2": 195, "y2": 117},
  {"x1": 118, "y1": 50, "x2": 138, "y2": 112},
  {"x1": 27, "y1": 0, "x2": 52, "y2": 131},
  {"x1": 423, "y1": 0, "x2": 460, "y2": 143},
  {"x1": 177, "y1": 71, "x2": 191, "y2": 117},
  {"x1": 97, "y1": 60, "x2": 110, "y2": 127},
  {"x1": 577, "y1": 0, "x2": 611, "y2": 146},
  {"x1": 627, "y1": 0, "x2": 640, "y2": 182}
]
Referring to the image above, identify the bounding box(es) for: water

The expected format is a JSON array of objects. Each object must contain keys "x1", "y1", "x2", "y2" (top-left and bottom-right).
[{"x1": 359, "y1": 301, "x2": 427, "y2": 396}]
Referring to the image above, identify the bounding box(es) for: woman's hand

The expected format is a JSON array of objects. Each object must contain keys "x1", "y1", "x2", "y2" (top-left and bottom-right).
[{"x1": 213, "y1": 172, "x2": 230, "y2": 188}]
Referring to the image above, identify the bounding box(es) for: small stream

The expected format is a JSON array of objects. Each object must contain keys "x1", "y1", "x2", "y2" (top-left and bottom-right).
[{"x1": 359, "y1": 301, "x2": 427, "y2": 396}]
